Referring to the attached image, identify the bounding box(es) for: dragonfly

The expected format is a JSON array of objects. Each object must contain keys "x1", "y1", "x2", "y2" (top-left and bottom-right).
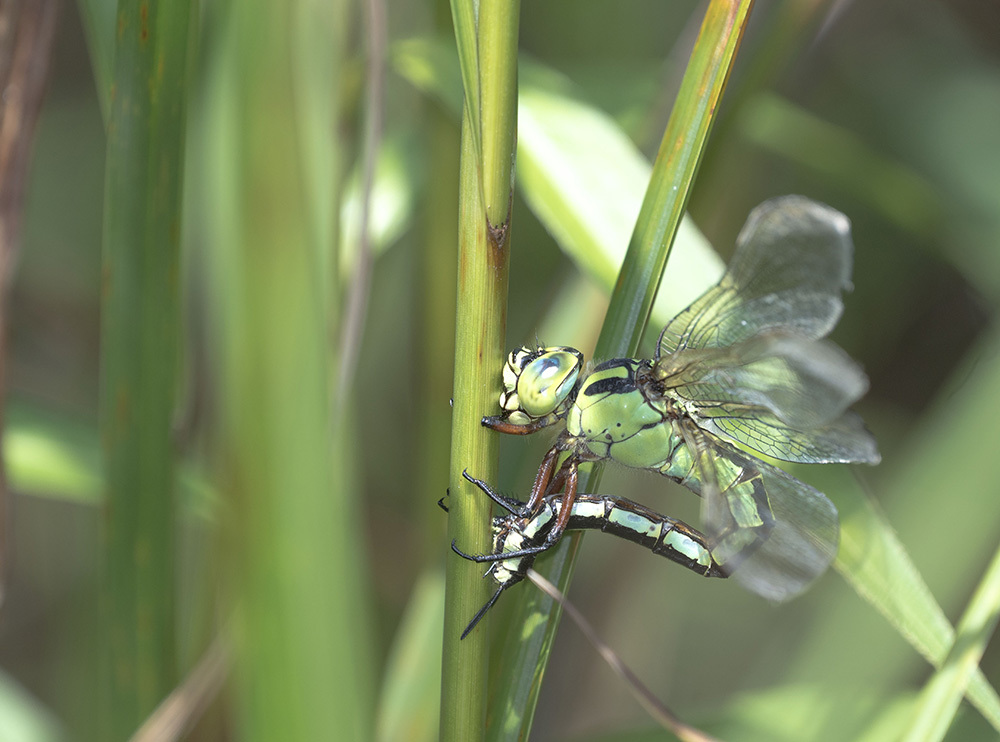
[{"x1": 454, "y1": 196, "x2": 880, "y2": 626}]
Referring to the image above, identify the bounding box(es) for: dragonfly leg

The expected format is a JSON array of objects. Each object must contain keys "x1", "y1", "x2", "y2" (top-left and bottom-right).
[
  {"x1": 482, "y1": 415, "x2": 552, "y2": 435},
  {"x1": 451, "y1": 539, "x2": 551, "y2": 563},
  {"x1": 532, "y1": 458, "x2": 580, "y2": 551},
  {"x1": 461, "y1": 470, "x2": 526, "y2": 515},
  {"x1": 524, "y1": 445, "x2": 563, "y2": 514}
]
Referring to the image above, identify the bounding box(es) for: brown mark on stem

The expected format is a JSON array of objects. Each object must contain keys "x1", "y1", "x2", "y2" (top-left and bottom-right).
[{"x1": 485, "y1": 188, "x2": 514, "y2": 265}]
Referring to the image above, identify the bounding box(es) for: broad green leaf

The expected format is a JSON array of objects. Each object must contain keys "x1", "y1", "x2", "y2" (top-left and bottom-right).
[
  {"x1": 517, "y1": 61, "x2": 724, "y2": 324},
  {"x1": 392, "y1": 37, "x2": 725, "y2": 322}
]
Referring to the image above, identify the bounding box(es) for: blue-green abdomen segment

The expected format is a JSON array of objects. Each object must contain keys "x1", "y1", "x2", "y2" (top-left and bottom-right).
[
  {"x1": 488, "y1": 493, "x2": 725, "y2": 590},
  {"x1": 568, "y1": 496, "x2": 723, "y2": 577}
]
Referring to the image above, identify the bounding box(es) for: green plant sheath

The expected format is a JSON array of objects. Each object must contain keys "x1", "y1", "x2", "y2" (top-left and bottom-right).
[{"x1": 99, "y1": 0, "x2": 193, "y2": 736}]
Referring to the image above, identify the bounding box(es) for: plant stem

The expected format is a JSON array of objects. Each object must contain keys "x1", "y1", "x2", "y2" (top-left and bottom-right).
[
  {"x1": 99, "y1": 0, "x2": 194, "y2": 735},
  {"x1": 441, "y1": 1, "x2": 521, "y2": 740}
]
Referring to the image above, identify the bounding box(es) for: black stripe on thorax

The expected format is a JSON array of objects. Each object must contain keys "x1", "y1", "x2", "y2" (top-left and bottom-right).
[{"x1": 582, "y1": 358, "x2": 640, "y2": 397}]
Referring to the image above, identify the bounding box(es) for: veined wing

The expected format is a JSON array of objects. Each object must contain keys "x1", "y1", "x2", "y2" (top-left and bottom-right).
[
  {"x1": 658, "y1": 196, "x2": 853, "y2": 355},
  {"x1": 679, "y1": 419, "x2": 839, "y2": 602},
  {"x1": 656, "y1": 331, "x2": 880, "y2": 464}
]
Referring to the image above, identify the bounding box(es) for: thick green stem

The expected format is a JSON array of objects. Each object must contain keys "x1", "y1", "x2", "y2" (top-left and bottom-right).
[
  {"x1": 99, "y1": 0, "x2": 194, "y2": 736},
  {"x1": 441, "y1": 1, "x2": 521, "y2": 740}
]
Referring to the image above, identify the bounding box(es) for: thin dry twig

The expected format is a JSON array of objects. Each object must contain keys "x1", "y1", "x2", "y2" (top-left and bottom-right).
[
  {"x1": 335, "y1": 0, "x2": 386, "y2": 408},
  {"x1": 130, "y1": 636, "x2": 230, "y2": 742},
  {"x1": 527, "y1": 568, "x2": 722, "y2": 742}
]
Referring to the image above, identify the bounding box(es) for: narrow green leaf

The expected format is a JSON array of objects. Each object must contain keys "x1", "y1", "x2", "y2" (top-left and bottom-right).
[
  {"x1": 487, "y1": 2, "x2": 755, "y2": 738},
  {"x1": 99, "y1": 0, "x2": 194, "y2": 734},
  {"x1": 76, "y1": 0, "x2": 116, "y2": 119},
  {"x1": 816, "y1": 325, "x2": 1000, "y2": 732},
  {"x1": 900, "y1": 543, "x2": 1000, "y2": 741},
  {"x1": 201, "y1": 0, "x2": 372, "y2": 738},
  {"x1": 376, "y1": 571, "x2": 445, "y2": 742},
  {"x1": 833, "y1": 480, "x2": 1000, "y2": 732}
]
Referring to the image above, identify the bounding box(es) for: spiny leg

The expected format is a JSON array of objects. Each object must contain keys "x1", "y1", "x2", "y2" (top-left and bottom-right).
[
  {"x1": 456, "y1": 451, "x2": 582, "y2": 563},
  {"x1": 451, "y1": 473, "x2": 555, "y2": 563},
  {"x1": 523, "y1": 444, "x2": 563, "y2": 514},
  {"x1": 461, "y1": 470, "x2": 526, "y2": 515}
]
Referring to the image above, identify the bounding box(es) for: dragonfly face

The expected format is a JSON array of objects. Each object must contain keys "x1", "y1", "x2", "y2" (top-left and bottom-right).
[
  {"x1": 499, "y1": 345, "x2": 584, "y2": 426},
  {"x1": 476, "y1": 196, "x2": 881, "y2": 607}
]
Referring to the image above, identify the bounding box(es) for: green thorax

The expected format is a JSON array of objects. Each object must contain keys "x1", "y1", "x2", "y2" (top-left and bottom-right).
[
  {"x1": 564, "y1": 357, "x2": 769, "y2": 546},
  {"x1": 565, "y1": 358, "x2": 695, "y2": 483}
]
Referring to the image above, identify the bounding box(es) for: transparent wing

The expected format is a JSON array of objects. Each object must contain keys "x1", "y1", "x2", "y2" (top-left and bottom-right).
[
  {"x1": 681, "y1": 420, "x2": 839, "y2": 602},
  {"x1": 659, "y1": 196, "x2": 854, "y2": 355},
  {"x1": 657, "y1": 331, "x2": 880, "y2": 464}
]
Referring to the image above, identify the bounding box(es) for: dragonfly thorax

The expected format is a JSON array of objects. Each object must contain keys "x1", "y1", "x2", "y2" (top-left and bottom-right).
[{"x1": 499, "y1": 345, "x2": 584, "y2": 425}]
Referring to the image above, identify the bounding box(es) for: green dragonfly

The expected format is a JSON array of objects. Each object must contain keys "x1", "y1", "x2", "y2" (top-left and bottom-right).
[{"x1": 457, "y1": 196, "x2": 880, "y2": 619}]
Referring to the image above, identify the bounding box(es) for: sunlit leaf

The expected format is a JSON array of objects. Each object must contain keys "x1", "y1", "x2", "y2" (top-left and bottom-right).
[{"x1": 376, "y1": 571, "x2": 444, "y2": 742}]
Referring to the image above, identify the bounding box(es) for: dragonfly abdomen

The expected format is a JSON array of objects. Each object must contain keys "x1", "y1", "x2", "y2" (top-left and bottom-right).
[{"x1": 569, "y1": 496, "x2": 724, "y2": 577}]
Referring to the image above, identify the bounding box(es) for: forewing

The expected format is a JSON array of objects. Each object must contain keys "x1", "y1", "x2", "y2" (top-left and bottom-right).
[
  {"x1": 658, "y1": 332, "x2": 880, "y2": 464},
  {"x1": 691, "y1": 427, "x2": 840, "y2": 602},
  {"x1": 659, "y1": 196, "x2": 853, "y2": 354},
  {"x1": 702, "y1": 410, "x2": 880, "y2": 464}
]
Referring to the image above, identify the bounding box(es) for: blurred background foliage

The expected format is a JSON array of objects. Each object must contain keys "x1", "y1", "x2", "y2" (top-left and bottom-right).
[{"x1": 1, "y1": 0, "x2": 999, "y2": 739}]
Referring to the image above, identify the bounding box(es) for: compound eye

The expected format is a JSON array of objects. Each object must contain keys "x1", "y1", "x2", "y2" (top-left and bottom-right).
[{"x1": 517, "y1": 350, "x2": 581, "y2": 417}]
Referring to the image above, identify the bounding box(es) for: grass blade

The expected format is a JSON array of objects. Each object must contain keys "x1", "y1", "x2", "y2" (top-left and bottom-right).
[
  {"x1": 202, "y1": 1, "x2": 372, "y2": 738},
  {"x1": 486, "y1": 2, "x2": 755, "y2": 738},
  {"x1": 900, "y1": 542, "x2": 1000, "y2": 741},
  {"x1": 98, "y1": 0, "x2": 194, "y2": 735}
]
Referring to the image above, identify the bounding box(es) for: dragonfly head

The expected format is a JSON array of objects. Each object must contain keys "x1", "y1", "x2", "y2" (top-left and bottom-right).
[{"x1": 500, "y1": 345, "x2": 584, "y2": 425}]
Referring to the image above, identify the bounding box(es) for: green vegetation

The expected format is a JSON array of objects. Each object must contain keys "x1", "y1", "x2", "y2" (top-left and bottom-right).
[{"x1": 3, "y1": 0, "x2": 1000, "y2": 740}]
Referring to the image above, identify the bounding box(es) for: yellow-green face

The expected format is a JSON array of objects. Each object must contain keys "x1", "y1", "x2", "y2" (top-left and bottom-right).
[{"x1": 499, "y1": 346, "x2": 584, "y2": 425}]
